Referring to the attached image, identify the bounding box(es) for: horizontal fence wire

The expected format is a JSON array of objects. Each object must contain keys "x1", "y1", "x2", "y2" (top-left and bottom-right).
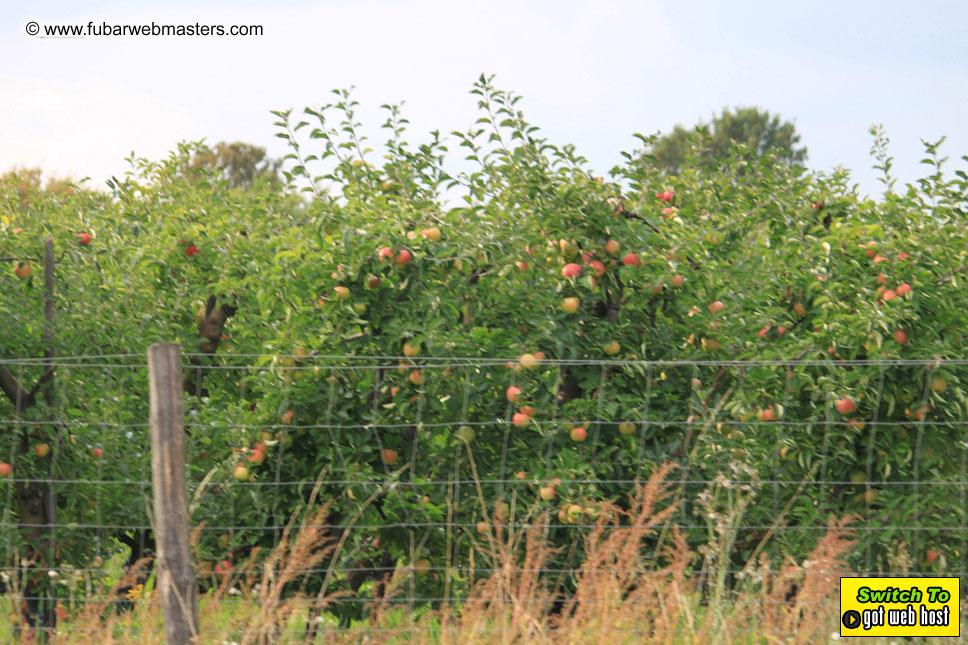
[{"x1": 1, "y1": 355, "x2": 966, "y2": 642}]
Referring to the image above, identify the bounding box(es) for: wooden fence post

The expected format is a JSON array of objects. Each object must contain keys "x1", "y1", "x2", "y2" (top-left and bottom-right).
[{"x1": 148, "y1": 343, "x2": 199, "y2": 643}]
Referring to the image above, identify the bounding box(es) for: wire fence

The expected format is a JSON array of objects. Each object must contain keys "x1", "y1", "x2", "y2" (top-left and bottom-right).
[{"x1": 1, "y1": 352, "x2": 966, "y2": 642}]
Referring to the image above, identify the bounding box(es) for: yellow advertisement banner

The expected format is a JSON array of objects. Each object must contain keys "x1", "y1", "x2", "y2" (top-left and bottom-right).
[{"x1": 840, "y1": 577, "x2": 960, "y2": 638}]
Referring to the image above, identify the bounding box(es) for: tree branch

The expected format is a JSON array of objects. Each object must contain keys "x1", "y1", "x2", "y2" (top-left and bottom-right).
[{"x1": 0, "y1": 367, "x2": 34, "y2": 412}]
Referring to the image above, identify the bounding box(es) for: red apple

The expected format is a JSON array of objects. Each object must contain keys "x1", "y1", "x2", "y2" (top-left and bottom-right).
[
  {"x1": 76, "y1": 233, "x2": 91, "y2": 245},
  {"x1": 621, "y1": 253, "x2": 639, "y2": 267},
  {"x1": 893, "y1": 329, "x2": 907, "y2": 344},
  {"x1": 836, "y1": 397, "x2": 857, "y2": 414},
  {"x1": 881, "y1": 289, "x2": 897, "y2": 302},
  {"x1": 214, "y1": 559, "x2": 232, "y2": 575},
  {"x1": 378, "y1": 246, "x2": 393, "y2": 261},
  {"x1": 422, "y1": 227, "x2": 441, "y2": 241},
  {"x1": 395, "y1": 249, "x2": 412, "y2": 265},
  {"x1": 408, "y1": 370, "x2": 423, "y2": 385},
  {"x1": 656, "y1": 190, "x2": 674, "y2": 202},
  {"x1": 281, "y1": 410, "x2": 295, "y2": 424},
  {"x1": 757, "y1": 326, "x2": 771, "y2": 339},
  {"x1": 570, "y1": 426, "x2": 587, "y2": 442},
  {"x1": 604, "y1": 239, "x2": 620, "y2": 255},
  {"x1": 539, "y1": 486, "x2": 556, "y2": 500},
  {"x1": 876, "y1": 272, "x2": 886, "y2": 284},
  {"x1": 246, "y1": 447, "x2": 266, "y2": 464},
  {"x1": 670, "y1": 274, "x2": 684, "y2": 287},
  {"x1": 34, "y1": 443, "x2": 50, "y2": 458},
  {"x1": 515, "y1": 261, "x2": 529, "y2": 273},
  {"x1": 926, "y1": 549, "x2": 940, "y2": 564},
  {"x1": 561, "y1": 263, "x2": 583, "y2": 278},
  {"x1": 519, "y1": 406, "x2": 536, "y2": 417},
  {"x1": 895, "y1": 283, "x2": 912, "y2": 296},
  {"x1": 14, "y1": 263, "x2": 31, "y2": 279},
  {"x1": 506, "y1": 386, "x2": 522, "y2": 402},
  {"x1": 793, "y1": 303, "x2": 806, "y2": 316},
  {"x1": 589, "y1": 260, "x2": 606, "y2": 276},
  {"x1": 381, "y1": 449, "x2": 398, "y2": 465},
  {"x1": 708, "y1": 301, "x2": 725, "y2": 314},
  {"x1": 0, "y1": 463, "x2": 11, "y2": 477},
  {"x1": 89, "y1": 447, "x2": 103, "y2": 459},
  {"x1": 512, "y1": 413, "x2": 531, "y2": 427}
]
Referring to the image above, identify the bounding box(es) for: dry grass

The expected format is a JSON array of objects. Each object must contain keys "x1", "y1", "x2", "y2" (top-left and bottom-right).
[{"x1": 5, "y1": 462, "x2": 961, "y2": 644}]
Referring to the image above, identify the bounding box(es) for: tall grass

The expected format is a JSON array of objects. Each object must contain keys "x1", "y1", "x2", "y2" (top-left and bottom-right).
[{"x1": 5, "y1": 462, "x2": 962, "y2": 644}]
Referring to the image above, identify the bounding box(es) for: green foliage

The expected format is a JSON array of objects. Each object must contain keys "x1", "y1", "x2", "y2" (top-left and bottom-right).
[{"x1": 2, "y1": 77, "x2": 967, "y2": 623}]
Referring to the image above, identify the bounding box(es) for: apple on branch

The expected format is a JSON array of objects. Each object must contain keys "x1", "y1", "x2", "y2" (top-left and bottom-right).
[
  {"x1": 512, "y1": 412, "x2": 531, "y2": 427},
  {"x1": 561, "y1": 263, "x2": 582, "y2": 278}
]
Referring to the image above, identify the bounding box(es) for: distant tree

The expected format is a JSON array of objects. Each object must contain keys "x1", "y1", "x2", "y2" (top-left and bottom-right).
[
  {"x1": 0, "y1": 167, "x2": 85, "y2": 208},
  {"x1": 647, "y1": 107, "x2": 807, "y2": 175},
  {"x1": 182, "y1": 141, "x2": 282, "y2": 190}
]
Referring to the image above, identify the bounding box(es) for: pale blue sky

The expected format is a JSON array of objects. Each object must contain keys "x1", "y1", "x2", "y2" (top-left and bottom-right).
[{"x1": 2, "y1": 1, "x2": 966, "y2": 198}]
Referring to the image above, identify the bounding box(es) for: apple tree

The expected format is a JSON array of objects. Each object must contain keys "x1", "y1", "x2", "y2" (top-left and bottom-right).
[{"x1": 1, "y1": 78, "x2": 966, "y2": 630}]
